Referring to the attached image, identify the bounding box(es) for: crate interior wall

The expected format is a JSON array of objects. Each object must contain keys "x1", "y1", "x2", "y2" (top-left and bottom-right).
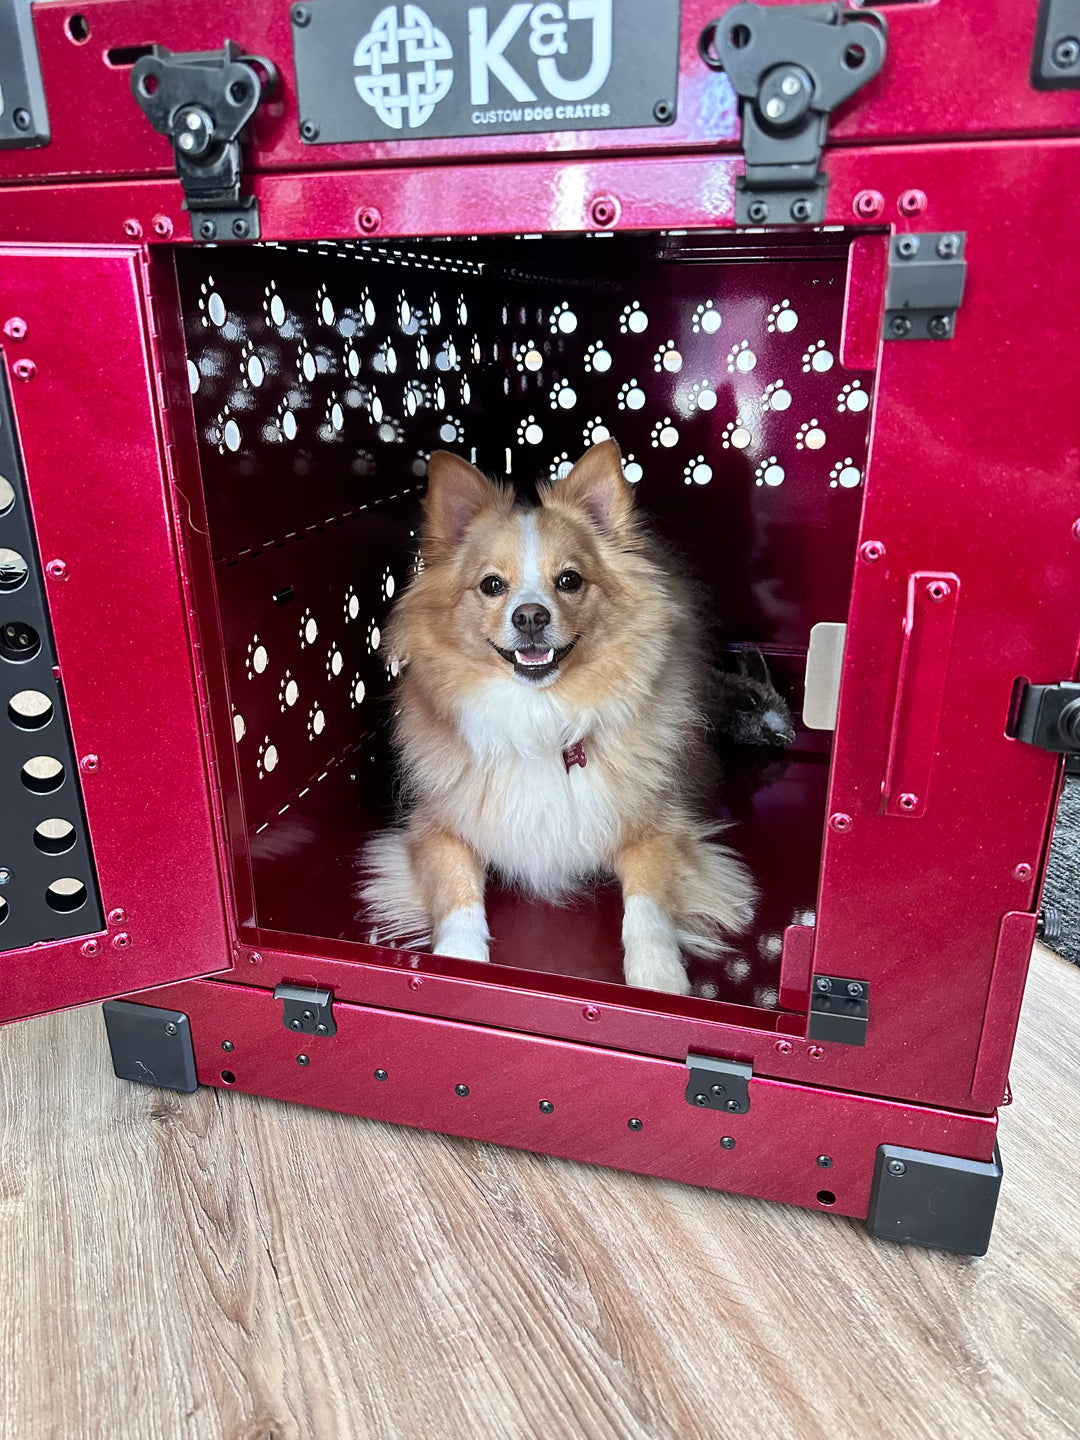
[{"x1": 176, "y1": 229, "x2": 873, "y2": 1017}]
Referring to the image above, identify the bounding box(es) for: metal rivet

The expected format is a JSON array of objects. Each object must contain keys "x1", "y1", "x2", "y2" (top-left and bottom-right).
[
  {"x1": 1071, "y1": 518, "x2": 1080, "y2": 542},
  {"x1": 853, "y1": 189, "x2": 884, "y2": 220},
  {"x1": 589, "y1": 196, "x2": 617, "y2": 227},
  {"x1": 774, "y1": 1039, "x2": 792, "y2": 1056},
  {"x1": 0, "y1": 870, "x2": 11, "y2": 885},
  {"x1": 81, "y1": 939, "x2": 100, "y2": 957},
  {"x1": 315, "y1": 1023, "x2": 328, "y2": 1035},
  {"x1": 152, "y1": 215, "x2": 173, "y2": 238},
  {"x1": 808, "y1": 1046, "x2": 825, "y2": 1061},
  {"x1": 357, "y1": 206, "x2": 382, "y2": 234},
  {"x1": 289, "y1": 1018, "x2": 303, "y2": 1031},
  {"x1": 725, "y1": 1098, "x2": 742, "y2": 1113},
  {"x1": 46, "y1": 559, "x2": 68, "y2": 580},
  {"x1": 652, "y1": 100, "x2": 673, "y2": 123},
  {"x1": 3, "y1": 317, "x2": 27, "y2": 340},
  {"x1": 829, "y1": 812, "x2": 852, "y2": 833},
  {"x1": 1013, "y1": 862, "x2": 1033, "y2": 882},
  {"x1": 747, "y1": 200, "x2": 769, "y2": 223},
  {"x1": 221, "y1": 1041, "x2": 234, "y2": 1052},
  {"x1": 455, "y1": 1083, "x2": 469, "y2": 1097},
  {"x1": 927, "y1": 315, "x2": 951, "y2": 339},
  {"x1": 163, "y1": 1022, "x2": 177, "y2": 1036},
  {"x1": 539, "y1": 1099, "x2": 555, "y2": 1114},
  {"x1": 198, "y1": 219, "x2": 217, "y2": 240},
  {"x1": 301, "y1": 1009, "x2": 314, "y2": 1021},
  {"x1": 123, "y1": 219, "x2": 143, "y2": 239},
  {"x1": 13, "y1": 358, "x2": 36, "y2": 381},
  {"x1": 374, "y1": 1069, "x2": 388, "y2": 1081},
  {"x1": 297, "y1": 1054, "x2": 310, "y2": 1066},
  {"x1": 720, "y1": 1136, "x2": 736, "y2": 1150},
  {"x1": 627, "y1": 1117, "x2": 643, "y2": 1130},
  {"x1": 1052, "y1": 36, "x2": 1080, "y2": 67},
  {"x1": 765, "y1": 97, "x2": 786, "y2": 120},
  {"x1": 409, "y1": 976, "x2": 423, "y2": 991},
  {"x1": 292, "y1": 3, "x2": 311, "y2": 23},
  {"x1": 927, "y1": 579, "x2": 950, "y2": 601},
  {"x1": 815, "y1": 977, "x2": 833, "y2": 993},
  {"x1": 12, "y1": 109, "x2": 32, "y2": 132},
  {"x1": 817, "y1": 1155, "x2": 833, "y2": 1168},
  {"x1": 887, "y1": 1158, "x2": 907, "y2": 1176},
  {"x1": 108, "y1": 907, "x2": 127, "y2": 925},
  {"x1": 846, "y1": 982, "x2": 864, "y2": 998},
  {"x1": 300, "y1": 120, "x2": 320, "y2": 141},
  {"x1": 112, "y1": 932, "x2": 131, "y2": 949},
  {"x1": 936, "y1": 234, "x2": 961, "y2": 258},
  {"x1": 896, "y1": 234, "x2": 920, "y2": 258},
  {"x1": 232, "y1": 218, "x2": 249, "y2": 239},
  {"x1": 897, "y1": 189, "x2": 926, "y2": 217},
  {"x1": 790, "y1": 198, "x2": 812, "y2": 222},
  {"x1": 710, "y1": 1083, "x2": 726, "y2": 1096},
  {"x1": 583, "y1": 1006, "x2": 600, "y2": 1022},
  {"x1": 888, "y1": 315, "x2": 912, "y2": 338},
  {"x1": 859, "y1": 540, "x2": 885, "y2": 562},
  {"x1": 693, "y1": 1093, "x2": 709, "y2": 1107},
  {"x1": 248, "y1": 951, "x2": 263, "y2": 965},
  {"x1": 898, "y1": 792, "x2": 919, "y2": 811}
]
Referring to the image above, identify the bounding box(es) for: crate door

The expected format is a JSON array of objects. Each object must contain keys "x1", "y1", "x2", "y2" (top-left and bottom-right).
[{"x1": 0, "y1": 246, "x2": 231, "y2": 1022}]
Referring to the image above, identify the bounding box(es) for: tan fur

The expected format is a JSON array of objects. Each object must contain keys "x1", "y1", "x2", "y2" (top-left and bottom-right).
[{"x1": 359, "y1": 440, "x2": 756, "y2": 994}]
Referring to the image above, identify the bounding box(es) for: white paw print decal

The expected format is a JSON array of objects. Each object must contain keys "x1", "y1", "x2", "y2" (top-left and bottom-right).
[
  {"x1": 256, "y1": 736, "x2": 279, "y2": 778},
  {"x1": 276, "y1": 399, "x2": 298, "y2": 442},
  {"x1": 619, "y1": 301, "x2": 649, "y2": 334},
  {"x1": 263, "y1": 280, "x2": 286, "y2": 330},
  {"x1": 435, "y1": 416, "x2": 461, "y2": 444},
  {"x1": 837, "y1": 381, "x2": 870, "y2": 413},
  {"x1": 550, "y1": 302, "x2": 578, "y2": 334},
  {"x1": 585, "y1": 342, "x2": 612, "y2": 373},
  {"x1": 762, "y1": 379, "x2": 792, "y2": 411},
  {"x1": 306, "y1": 704, "x2": 326, "y2": 740},
  {"x1": 357, "y1": 290, "x2": 376, "y2": 329},
  {"x1": 297, "y1": 346, "x2": 318, "y2": 384},
  {"x1": 583, "y1": 416, "x2": 611, "y2": 445},
  {"x1": 344, "y1": 586, "x2": 360, "y2": 622},
  {"x1": 548, "y1": 451, "x2": 573, "y2": 479},
  {"x1": 796, "y1": 420, "x2": 826, "y2": 450},
  {"x1": 653, "y1": 341, "x2": 683, "y2": 373},
  {"x1": 622, "y1": 454, "x2": 643, "y2": 483},
  {"x1": 404, "y1": 380, "x2": 431, "y2": 416},
  {"x1": 316, "y1": 285, "x2": 335, "y2": 326},
  {"x1": 459, "y1": 376, "x2": 471, "y2": 406},
  {"x1": 382, "y1": 568, "x2": 396, "y2": 600},
  {"x1": 691, "y1": 301, "x2": 722, "y2": 335},
  {"x1": 514, "y1": 340, "x2": 544, "y2": 373},
  {"x1": 326, "y1": 645, "x2": 344, "y2": 680},
  {"x1": 367, "y1": 621, "x2": 382, "y2": 654},
  {"x1": 457, "y1": 296, "x2": 468, "y2": 326},
  {"x1": 517, "y1": 415, "x2": 544, "y2": 445},
  {"x1": 240, "y1": 341, "x2": 265, "y2": 388},
  {"x1": 767, "y1": 300, "x2": 799, "y2": 334},
  {"x1": 210, "y1": 407, "x2": 242, "y2": 456},
  {"x1": 343, "y1": 344, "x2": 361, "y2": 380},
  {"x1": 350, "y1": 675, "x2": 366, "y2": 710},
  {"x1": 726, "y1": 340, "x2": 757, "y2": 373},
  {"x1": 434, "y1": 340, "x2": 459, "y2": 372},
  {"x1": 245, "y1": 636, "x2": 268, "y2": 679},
  {"x1": 617, "y1": 380, "x2": 646, "y2": 411},
  {"x1": 433, "y1": 382, "x2": 447, "y2": 411},
  {"x1": 321, "y1": 395, "x2": 345, "y2": 438},
  {"x1": 721, "y1": 421, "x2": 752, "y2": 450},
  {"x1": 278, "y1": 671, "x2": 299, "y2": 713},
  {"x1": 830, "y1": 458, "x2": 863, "y2": 489},
  {"x1": 397, "y1": 292, "x2": 422, "y2": 335},
  {"x1": 688, "y1": 380, "x2": 717, "y2": 412},
  {"x1": 650, "y1": 418, "x2": 679, "y2": 448},
  {"x1": 373, "y1": 340, "x2": 398, "y2": 375},
  {"x1": 550, "y1": 378, "x2": 578, "y2": 410},
  {"x1": 755, "y1": 457, "x2": 786, "y2": 487},
  {"x1": 683, "y1": 455, "x2": 713, "y2": 485},
  {"x1": 802, "y1": 341, "x2": 834, "y2": 373},
  {"x1": 299, "y1": 609, "x2": 318, "y2": 649}
]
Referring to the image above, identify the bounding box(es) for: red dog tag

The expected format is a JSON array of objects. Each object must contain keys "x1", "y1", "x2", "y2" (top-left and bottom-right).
[{"x1": 562, "y1": 741, "x2": 587, "y2": 773}]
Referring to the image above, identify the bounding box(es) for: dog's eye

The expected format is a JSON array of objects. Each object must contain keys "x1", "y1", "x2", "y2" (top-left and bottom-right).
[
  {"x1": 478, "y1": 574, "x2": 507, "y2": 597},
  {"x1": 555, "y1": 570, "x2": 583, "y2": 593}
]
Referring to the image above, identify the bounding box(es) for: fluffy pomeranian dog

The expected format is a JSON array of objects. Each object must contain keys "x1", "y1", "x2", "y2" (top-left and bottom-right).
[{"x1": 360, "y1": 439, "x2": 756, "y2": 995}]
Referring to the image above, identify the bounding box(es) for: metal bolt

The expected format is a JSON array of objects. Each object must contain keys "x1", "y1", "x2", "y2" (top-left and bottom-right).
[
  {"x1": 898, "y1": 189, "x2": 926, "y2": 216},
  {"x1": 112, "y1": 932, "x2": 131, "y2": 949},
  {"x1": 790, "y1": 198, "x2": 813, "y2": 223},
  {"x1": 1013, "y1": 862, "x2": 1033, "y2": 882},
  {"x1": 846, "y1": 982, "x2": 864, "y2": 998},
  {"x1": 899, "y1": 792, "x2": 919, "y2": 811},
  {"x1": 374, "y1": 1069, "x2": 388, "y2": 1081},
  {"x1": 817, "y1": 1155, "x2": 833, "y2": 1168},
  {"x1": 297, "y1": 1054, "x2": 310, "y2": 1066},
  {"x1": 765, "y1": 96, "x2": 786, "y2": 120},
  {"x1": 853, "y1": 189, "x2": 884, "y2": 220},
  {"x1": 725, "y1": 1098, "x2": 742, "y2": 1113},
  {"x1": 815, "y1": 977, "x2": 833, "y2": 993},
  {"x1": 249, "y1": 951, "x2": 263, "y2": 965},
  {"x1": 357, "y1": 206, "x2": 382, "y2": 234},
  {"x1": 1052, "y1": 36, "x2": 1080, "y2": 67},
  {"x1": 589, "y1": 196, "x2": 617, "y2": 227},
  {"x1": 781, "y1": 74, "x2": 801, "y2": 96},
  {"x1": 896, "y1": 234, "x2": 920, "y2": 258},
  {"x1": 887, "y1": 1158, "x2": 907, "y2": 1176},
  {"x1": 221, "y1": 1041, "x2": 234, "y2": 1052},
  {"x1": 539, "y1": 1099, "x2": 555, "y2": 1114},
  {"x1": 46, "y1": 559, "x2": 68, "y2": 580},
  {"x1": 409, "y1": 976, "x2": 423, "y2": 992},
  {"x1": 292, "y1": 3, "x2": 311, "y2": 24},
  {"x1": 829, "y1": 812, "x2": 852, "y2": 833},
  {"x1": 693, "y1": 1092, "x2": 709, "y2": 1107},
  {"x1": 455, "y1": 1083, "x2": 470, "y2": 1096},
  {"x1": 178, "y1": 132, "x2": 196, "y2": 153},
  {"x1": 710, "y1": 1083, "x2": 726, "y2": 1097},
  {"x1": 720, "y1": 1136, "x2": 736, "y2": 1150},
  {"x1": 808, "y1": 1045, "x2": 825, "y2": 1061},
  {"x1": 12, "y1": 109, "x2": 31, "y2": 132},
  {"x1": 123, "y1": 219, "x2": 143, "y2": 239},
  {"x1": 888, "y1": 315, "x2": 912, "y2": 338},
  {"x1": 936, "y1": 233, "x2": 961, "y2": 258},
  {"x1": 927, "y1": 314, "x2": 951, "y2": 339},
  {"x1": 152, "y1": 215, "x2": 174, "y2": 238},
  {"x1": 232, "y1": 218, "x2": 250, "y2": 239},
  {"x1": 164, "y1": 1022, "x2": 178, "y2": 1036},
  {"x1": 0, "y1": 870, "x2": 10, "y2": 886},
  {"x1": 13, "y1": 358, "x2": 36, "y2": 381},
  {"x1": 316, "y1": 1023, "x2": 329, "y2": 1036},
  {"x1": 627, "y1": 1117, "x2": 643, "y2": 1130},
  {"x1": 859, "y1": 540, "x2": 885, "y2": 563},
  {"x1": 774, "y1": 1039, "x2": 792, "y2": 1056},
  {"x1": 108, "y1": 907, "x2": 127, "y2": 925},
  {"x1": 927, "y1": 580, "x2": 950, "y2": 601},
  {"x1": 583, "y1": 1006, "x2": 600, "y2": 1022},
  {"x1": 289, "y1": 1017, "x2": 303, "y2": 1031},
  {"x1": 3, "y1": 317, "x2": 27, "y2": 340},
  {"x1": 81, "y1": 939, "x2": 101, "y2": 957},
  {"x1": 652, "y1": 100, "x2": 673, "y2": 123},
  {"x1": 300, "y1": 120, "x2": 320, "y2": 141},
  {"x1": 199, "y1": 219, "x2": 217, "y2": 240},
  {"x1": 301, "y1": 1009, "x2": 314, "y2": 1022},
  {"x1": 747, "y1": 200, "x2": 769, "y2": 223}
]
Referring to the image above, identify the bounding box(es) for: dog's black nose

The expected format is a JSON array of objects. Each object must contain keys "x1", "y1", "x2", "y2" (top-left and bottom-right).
[{"x1": 512, "y1": 603, "x2": 550, "y2": 636}]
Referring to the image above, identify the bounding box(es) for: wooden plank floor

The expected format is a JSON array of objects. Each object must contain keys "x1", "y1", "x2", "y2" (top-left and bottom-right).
[{"x1": 1, "y1": 947, "x2": 1078, "y2": 1440}]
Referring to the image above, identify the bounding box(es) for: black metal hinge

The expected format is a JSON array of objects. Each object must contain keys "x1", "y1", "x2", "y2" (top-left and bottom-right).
[
  {"x1": 1032, "y1": 0, "x2": 1080, "y2": 89},
  {"x1": 808, "y1": 975, "x2": 869, "y2": 1046},
  {"x1": 699, "y1": 2, "x2": 887, "y2": 226},
  {"x1": 884, "y1": 232, "x2": 967, "y2": 341},
  {"x1": 130, "y1": 41, "x2": 278, "y2": 242},
  {"x1": 685, "y1": 1054, "x2": 752, "y2": 1113},
  {"x1": 1012, "y1": 681, "x2": 1080, "y2": 755},
  {"x1": 275, "y1": 983, "x2": 336, "y2": 1037}
]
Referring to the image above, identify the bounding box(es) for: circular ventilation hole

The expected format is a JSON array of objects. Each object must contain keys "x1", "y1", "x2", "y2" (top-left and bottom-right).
[
  {"x1": 34, "y1": 818, "x2": 76, "y2": 855},
  {"x1": 8, "y1": 689, "x2": 52, "y2": 729},
  {"x1": 0, "y1": 895, "x2": 7, "y2": 925},
  {"x1": 220, "y1": 1070, "x2": 236, "y2": 1084},
  {"x1": 0, "y1": 621, "x2": 41, "y2": 662},
  {"x1": 21, "y1": 755, "x2": 64, "y2": 793},
  {"x1": 0, "y1": 476, "x2": 13, "y2": 517},
  {"x1": 66, "y1": 13, "x2": 90, "y2": 42},
  {"x1": 816, "y1": 1189, "x2": 837, "y2": 1206},
  {"x1": 46, "y1": 877, "x2": 87, "y2": 913}
]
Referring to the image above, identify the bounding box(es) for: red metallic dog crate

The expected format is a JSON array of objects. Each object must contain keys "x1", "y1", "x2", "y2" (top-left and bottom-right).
[{"x1": 0, "y1": 0, "x2": 1077, "y2": 1254}]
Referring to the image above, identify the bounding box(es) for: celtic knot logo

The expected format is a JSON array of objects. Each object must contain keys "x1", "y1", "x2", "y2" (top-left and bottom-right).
[{"x1": 353, "y1": 5, "x2": 454, "y2": 130}]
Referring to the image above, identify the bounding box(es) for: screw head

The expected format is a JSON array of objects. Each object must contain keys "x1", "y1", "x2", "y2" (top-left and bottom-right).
[
  {"x1": 46, "y1": 559, "x2": 68, "y2": 580},
  {"x1": 163, "y1": 1022, "x2": 178, "y2": 1037},
  {"x1": 301, "y1": 1009, "x2": 314, "y2": 1022},
  {"x1": 817, "y1": 1155, "x2": 833, "y2": 1168},
  {"x1": 300, "y1": 120, "x2": 320, "y2": 141},
  {"x1": 693, "y1": 1093, "x2": 709, "y2": 1107},
  {"x1": 808, "y1": 1045, "x2": 825, "y2": 1061},
  {"x1": 455, "y1": 1083, "x2": 470, "y2": 1097},
  {"x1": 112, "y1": 932, "x2": 131, "y2": 949},
  {"x1": 13, "y1": 109, "x2": 32, "y2": 132},
  {"x1": 829, "y1": 812, "x2": 852, "y2": 833},
  {"x1": 316, "y1": 1023, "x2": 329, "y2": 1036},
  {"x1": 747, "y1": 200, "x2": 769, "y2": 223},
  {"x1": 897, "y1": 189, "x2": 927, "y2": 217},
  {"x1": 297, "y1": 1054, "x2": 310, "y2": 1066},
  {"x1": 815, "y1": 977, "x2": 833, "y2": 993},
  {"x1": 232, "y1": 218, "x2": 249, "y2": 239},
  {"x1": 292, "y1": 3, "x2": 311, "y2": 23},
  {"x1": 12, "y1": 358, "x2": 36, "y2": 381},
  {"x1": 889, "y1": 314, "x2": 912, "y2": 338},
  {"x1": 927, "y1": 579, "x2": 951, "y2": 601},
  {"x1": 936, "y1": 233, "x2": 961, "y2": 258},
  {"x1": 725, "y1": 1098, "x2": 742, "y2": 1113},
  {"x1": 887, "y1": 1158, "x2": 907, "y2": 1176},
  {"x1": 289, "y1": 1017, "x2": 302, "y2": 1031},
  {"x1": 3, "y1": 317, "x2": 27, "y2": 340},
  {"x1": 652, "y1": 99, "x2": 673, "y2": 123},
  {"x1": 1052, "y1": 36, "x2": 1080, "y2": 67},
  {"x1": 846, "y1": 982, "x2": 864, "y2": 998},
  {"x1": 853, "y1": 189, "x2": 884, "y2": 220},
  {"x1": 374, "y1": 1069, "x2": 388, "y2": 1081},
  {"x1": 627, "y1": 1117, "x2": 643, "y2": 1130},
  {"x1": 928, "y1": 314, "x2": 951, "y2": 339},
  {"x1": 199, "y1": 219, "x2": 217, "y2": 240},
  {"x1": 765, "y1": 96, "x2": 786, "y2": 120},
  {"x1": 152, "y1": 215, "x2": 174, "y2": 238},
  {"x1": 720, "y1": 1136, "x2": 736, "y2": 1150},
  {"x1": 589, "y1": 196, "x2": 617, "y2": 227},
  {"x1": 896, "y1": 234, "x2": 920, "y2": 258},
  {"x1": 583, "y1": 1006, "x2": 600, "y2": 1022},
  {"x1": 790, "y1": 198, "x2": 813, "y2": 223},
  {"x1": 539, "y1": 1099, "x2": 555, "y2": 1114},
  {"x1": 1013, "y1": 862, "x2": 1033, "y2": 882},
  {"x1": 859, "y1": 540, "x2": 885, "y2": 563},
  {"x1": 710, "y1": 1083, "x2": 726, "y2": 1097},
  {"x1": 81, "y1": 939, "x2": 101, "y2": 958},
  {"x1": 774, "y1": 1039, "x2": 793, "y2": 1056},
  {"x1": 221, "y1": 1041, "x2": 234, "y2": 1052},
  {"x1": 357, "y1": 206, "x2": 382, "y2": 234}
]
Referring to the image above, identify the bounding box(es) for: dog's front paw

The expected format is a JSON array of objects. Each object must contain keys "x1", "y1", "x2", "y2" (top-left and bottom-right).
[
  {"x1": 432, "y1": 905, "x2": 490, "y2": 964},
  {"x1": 621, "y1": 896, "x2": 691, "y2": 995}
]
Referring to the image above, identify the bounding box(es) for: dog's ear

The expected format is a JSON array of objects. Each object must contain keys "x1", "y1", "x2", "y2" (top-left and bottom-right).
[
  {"x1": 545, "y1": 439, "x2": 636, "y2": 540},
  {"x1": 423, "y1": 451, "x2": 504, "y2": 551}
]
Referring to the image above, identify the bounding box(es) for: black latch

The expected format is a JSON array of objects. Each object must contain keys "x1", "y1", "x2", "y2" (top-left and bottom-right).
[
  {"x1": 275, "y1": 983, "x2": 336, "y2": 1037},
  {"x1": 1012, "y1": 681, "x2": 1080, "y2": 755},
  {"x1": 685, "y1": 1054, "x2": 752, "y2": 1114},
  {"x1": 884, "y1": 232, "x2": 967, "y2": 341},
  {"x1": 1032, "y1": 0, "x2": 1080, "y2": 89},
  {"x1": 808, "y1": 975, "x2": 869, "y2": 1046},
  {"x1": 131, "y1": 41, "x2": 277, "y2": 242},
  {"x1": 699, "y1": 3, "x2": 887, "y2": 226},
  {"x1": 0, "y1": 0, "x2": 50, "y2": 149}
]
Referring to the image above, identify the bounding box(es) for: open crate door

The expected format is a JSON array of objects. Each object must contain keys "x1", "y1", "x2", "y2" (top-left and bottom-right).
[{"x1": 0, "y1": 245, "x2": 232, "y2": 1023}]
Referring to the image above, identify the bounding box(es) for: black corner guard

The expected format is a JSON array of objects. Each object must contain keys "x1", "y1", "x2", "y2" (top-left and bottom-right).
[
  {"x1": 102, "y1": 1000, "x2": 198, "y2": 1093},
  {"x1": 867, "y1": 1143, "x2": 1003, "y2": 1256}
]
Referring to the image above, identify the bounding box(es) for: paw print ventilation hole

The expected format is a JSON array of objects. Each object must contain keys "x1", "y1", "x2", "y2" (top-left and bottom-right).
[
  {"x1": 837, "y1": 381, "x2": 869, "y2": 413},
  {"x1": 617, "y1": 380, "x2": 646, "y2": 411},
  {"x1": 755, "y1": 457, "x2": 786, "y2": 487},
  {"x1": 726, "y1": 340, "x2": 757, "y2": 374},
  {"x1": 619, "y1": 302, "x2": 648, "y2": 334},
  {"x1": 650, "y1": 419, "x2": 679, "y2": 448},
  {"x1": 830, "y1": 459, "x2": 863, "y2": 489},
  {"x1": 721, "y1": 422, "x2": 752, "y2": 450},
  {"x1": 517, "y1": 416, "x2": 544, "y2": 445},
  {"x1": 767, "y1": 300, "x2": 799, "y2": 334},
  {"x1": 550, "y1": 302, "x2": 578, "y2": 334},
  {"x1": 653, "y1": 342, "x2": 683, "y2": 374},
  {"x1": 299, "y1": 609, "x2": 318, "y2": 649},
  {"x1": 585, "y1": 342, "x2": 612, "y2": 373},
  {"x1": 796, "y1": 420, "x2": 826, "y2": 451},
  {"x1": 802, "y1": 341, "x2": 834, "y2": 373},
  {"x1": 245, "y1": 637, "x2": 268, "y2": 678},
  {"x1": 307, "y1": 705, "x2": 326, "y2": 740},
  {"x1": 583, "y1": 417, "x2": 610, "y2": 445},
  {"x1": 762, "y1": 379, "x2": 792, "y2": 411},
  {"x1": 691, "y1": 302, "x2": 722, "y2": 335},
  {"x1": 550, "y1": 379, "x2": 577, "y2": 410},
  {"x1": 683, "y1": 456, "x2": 713, "y2": 485},
  {"x1": 688, "y1": 381, "x2": 717, "y2": 412}
]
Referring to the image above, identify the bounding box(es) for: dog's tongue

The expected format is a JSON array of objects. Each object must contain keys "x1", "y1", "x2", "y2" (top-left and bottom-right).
[{"x1": 515, "y1": 646, "x2": 554, "y2": 667}]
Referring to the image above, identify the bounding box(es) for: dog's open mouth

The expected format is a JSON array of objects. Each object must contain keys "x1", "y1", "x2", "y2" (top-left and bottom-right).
[{"x1": 491, "y1": 637, "x2": 578, "y2": 681}]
